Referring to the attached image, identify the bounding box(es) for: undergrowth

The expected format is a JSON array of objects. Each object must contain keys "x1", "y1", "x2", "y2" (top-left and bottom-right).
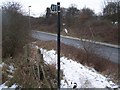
[{"x1": 2, "y1": 46, "x2": 58, "y2": 88}]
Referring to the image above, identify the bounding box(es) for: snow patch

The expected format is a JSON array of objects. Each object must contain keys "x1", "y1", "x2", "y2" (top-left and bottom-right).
[
  {"x1": 41, "y1": 49, "x2": 119, "y2": 89},
  {"x1": 0, "y1": 63, "x2": 5, "y2": 68},
  {"x1": 64, "y1": 28, "x2": 68, "y2": 34},
  {"x1": 0, "y1": 83, "x2": 17, "y2": 90}
]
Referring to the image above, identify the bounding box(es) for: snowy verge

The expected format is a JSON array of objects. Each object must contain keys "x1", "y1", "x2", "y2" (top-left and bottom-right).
[
  {"x1": 0, "y1": 83, "x2": 17, "y2": 90},
  {"x1": 0, "y1": 63, "x2": 17, "y2": 90},
  {"x1": 40, "y1": 48, "x2": 119, "y2": 89},
  {"x1": 0, "y1": 48, "x2": 119, "y2": 89}
]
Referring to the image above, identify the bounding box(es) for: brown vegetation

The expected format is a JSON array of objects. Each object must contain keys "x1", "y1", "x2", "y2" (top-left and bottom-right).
[
  {"x1": 2, "y1": 2, "x2": 30, "y2": 58},
  {"x1": 35, "y1": 40, "x2": 119, "y2": 82},
  {"x1": 35, "y1": 19, "x2": 119, "y2": 45},
  {"x1": 34, "y1": 4, "x2": 119, "y2": 45},
  {"x1": 2, "y1": 45, "x2": 58, "y2": 88}
]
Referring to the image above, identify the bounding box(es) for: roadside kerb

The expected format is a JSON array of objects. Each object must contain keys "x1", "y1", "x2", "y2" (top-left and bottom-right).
[{"x1": 34, "y1": 30, "x2": 120, "y2": 49}]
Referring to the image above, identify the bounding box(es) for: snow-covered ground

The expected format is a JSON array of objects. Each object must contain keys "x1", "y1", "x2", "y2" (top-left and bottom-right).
[
  {"x1": 0, "y1": 63, "x2": 17, "y2": 90},
  {"x1": 64, "y1": 28, "x2": 68, "y2": 34},
  {"x1": 0, "y1": 48, "x2": 119, "y2": 89},
  {"x1": 41, "y1": 48, "x2": 119, "y2": 89},
  {"x1": 0, "y1": 83, "x2": 17, "y2": 90}
]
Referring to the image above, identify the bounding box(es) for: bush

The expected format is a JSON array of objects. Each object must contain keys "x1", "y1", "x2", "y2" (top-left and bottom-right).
[{"x1": 2, "y1": 2, "x2": 30, "y2": 58}]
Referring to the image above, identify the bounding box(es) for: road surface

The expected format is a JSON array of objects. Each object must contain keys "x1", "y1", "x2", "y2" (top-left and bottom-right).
[{"x1": 32, "y1": 31, "x2": 119, "y2": 64}]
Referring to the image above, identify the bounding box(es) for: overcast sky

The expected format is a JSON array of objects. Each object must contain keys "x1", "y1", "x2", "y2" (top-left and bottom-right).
[{"x1": 1, "y1": 0, "x2": 106, "y2": 17}]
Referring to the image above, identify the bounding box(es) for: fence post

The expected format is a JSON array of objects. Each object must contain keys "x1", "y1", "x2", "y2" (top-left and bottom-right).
[
  {"x1": 36, "y1": 49, "x2": 52, "y2": 88},
  {"x1": 24, "y1": 45, "x2": 29, "y2": 63}
]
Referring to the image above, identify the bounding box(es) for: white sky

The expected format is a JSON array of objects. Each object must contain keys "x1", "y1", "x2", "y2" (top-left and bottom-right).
[{"x1": 0, "y1": 0, "x2": 105, "y2": 17}]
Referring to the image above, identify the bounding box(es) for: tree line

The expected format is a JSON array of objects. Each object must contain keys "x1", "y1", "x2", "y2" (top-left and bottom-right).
[
  {"x1": 42, "y1": 1, "x2": 119, "y2": 44},
  {"x1": 45, "y1": 1, "x2": 119, "y2": 26}
]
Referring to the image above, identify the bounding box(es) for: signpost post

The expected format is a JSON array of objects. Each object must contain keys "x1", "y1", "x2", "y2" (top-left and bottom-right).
[
  {"x1": 57, "y1": 2, "x2": 60, "y2": 89},
  {"x1": 118, "y1": 1, "x2": 120, "y2": 26},
  {"x1": 51, "y1": 2, "x2": 61, "y2": 89},
  {"x1": 28, "y1": 6, "x2": 31, "y2": 30}
]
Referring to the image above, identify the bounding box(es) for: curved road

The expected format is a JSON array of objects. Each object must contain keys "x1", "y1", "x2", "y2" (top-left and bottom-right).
[{"x1": 32, "y1": 31, "x2": 119, "y2": 64}]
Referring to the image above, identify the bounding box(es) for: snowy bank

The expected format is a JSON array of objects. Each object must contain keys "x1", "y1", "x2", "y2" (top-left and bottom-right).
[
  {"x1": 0, "y1": 83, "x2": 17, "y2": 90},
  {"x1": 0, "y1": 63, "x2": 17, "y2": 90},
  {"x1": 40, "y1": 48, "x2": 119, "y2": 89},
  {"x1": 0, "y1": 48, "x2": 118, "y2": 89}
]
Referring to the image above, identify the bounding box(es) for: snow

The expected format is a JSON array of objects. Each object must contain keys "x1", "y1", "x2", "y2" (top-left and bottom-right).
[
  {"x1": 0, "y1": 48, "x2": 119, "y2": 89},
  {"x1": 0, "y1": 63, "x2": 5, "y2": 68},
  {"x1": 0, "y1": 63, "x2": 17, "y2": 90},
  {"x1": 0, "y1": 83, "x2": 8, "y2": 89},
  {"x1": 41, "y1": 49, "x2": 57, "y2": 65},
  {"x1": 8, "y1": 65, "x2": 15, "y2": 73},
  {"x1": 64, "y1": 28, "x2": 68, "y2": 34},
  {"x1": 63, "y1": 23, "x2": 65, "y2": 26},
  {"x1": 0, "y1": 83, "x2": 17, "y2": 90},
  {"x1": 41, "y1": 48, "x2": 119, "y2": 89}
]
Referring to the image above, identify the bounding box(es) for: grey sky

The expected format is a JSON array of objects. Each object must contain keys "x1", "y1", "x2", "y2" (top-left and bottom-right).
[{"x1": 1, "y1": 0, "x2": 106, "y2": 17}]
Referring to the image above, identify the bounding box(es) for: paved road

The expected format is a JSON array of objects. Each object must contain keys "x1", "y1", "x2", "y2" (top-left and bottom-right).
[{"x1": 32, "y1": 31, "x2": 119, "y2": 64}]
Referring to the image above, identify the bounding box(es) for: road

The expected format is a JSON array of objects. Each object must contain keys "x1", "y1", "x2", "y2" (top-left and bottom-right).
[{"x1": 32, "y1": 30, "x2": 119, "y2": 64}]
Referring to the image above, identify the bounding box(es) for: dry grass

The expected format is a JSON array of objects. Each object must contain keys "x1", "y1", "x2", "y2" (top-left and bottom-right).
[
  {"x1": 36, "y1": 24, "x2": 57, "y2": 34},
  {"x1": 34, "y1": 40, "x2": 119, "y2": 82},
  {"x1": 0, "y1": 48, "x2": 1, "y2": 58},
  {"x1": 2, "y1": 39, "x2": 119, "y2": 87},
  {"x1": 37, "y1": 20, "x2": 119, "y2": 45},
  {"x1": 2, "y1": 45, "x2": 58, "y2": 88}
]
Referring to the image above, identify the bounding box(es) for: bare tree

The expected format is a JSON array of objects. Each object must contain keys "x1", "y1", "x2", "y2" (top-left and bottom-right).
[
  {"x1": 102, "y1": 0, "x2": 119, "y2": 23},
  {"x1": 2, "y1": 2, "x2": 30, "y2": 58},
  {"x1": 65, "y1": 4, "x2": 79, "y2": 26}
]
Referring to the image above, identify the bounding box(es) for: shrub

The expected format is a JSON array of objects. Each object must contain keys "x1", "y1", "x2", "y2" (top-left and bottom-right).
[{"x1": 2, "y1": 2, "x2": 30, "y2": 58}]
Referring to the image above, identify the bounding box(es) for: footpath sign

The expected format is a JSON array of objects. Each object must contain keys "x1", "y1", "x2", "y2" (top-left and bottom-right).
[
  {"x1": 51, "y1": 4, "x2": 58, "y2": 12},
  {"x1": 51, "y1": 2, "x2": 61, "y2": 89}
]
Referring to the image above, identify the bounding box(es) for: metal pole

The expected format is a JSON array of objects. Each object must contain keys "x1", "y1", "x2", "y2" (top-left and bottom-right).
[
  {"x1": 57, "y1": 2, "x2": 60, "y2": 89},
  {"x1": 28, "y1": 6, "x2": 31, "y2": 30},
  {"x1": 118, "y1": 1, "x2": 120, "y2": 25}
]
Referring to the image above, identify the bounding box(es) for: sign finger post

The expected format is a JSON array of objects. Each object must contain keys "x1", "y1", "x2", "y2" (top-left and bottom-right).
[{"x1": 51, "y1": 2, "x2": 61, "y2": 89}]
